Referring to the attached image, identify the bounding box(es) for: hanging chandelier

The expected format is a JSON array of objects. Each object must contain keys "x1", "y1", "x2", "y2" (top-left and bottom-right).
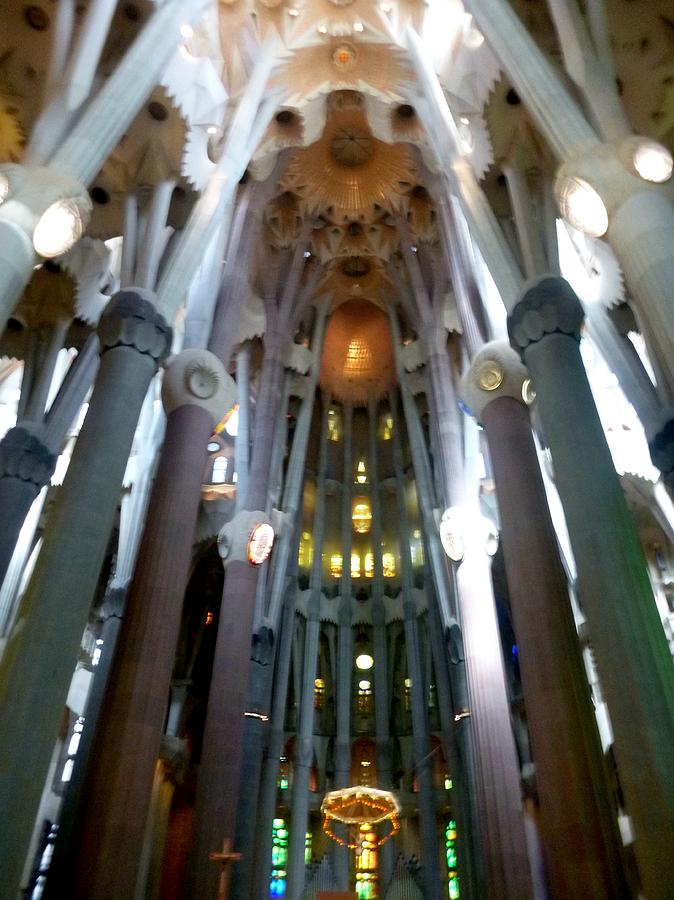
[{"x1": 321, "y1": 786, "x2": 400, "y2": 849}]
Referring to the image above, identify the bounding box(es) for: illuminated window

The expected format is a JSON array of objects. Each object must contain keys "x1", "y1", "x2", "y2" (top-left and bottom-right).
[
  {"x1": 205, "y1": 610, "x2": 214, "y2": 626},
  {"x1": 446, "y1": 820, "x2": 460, "y2": 899},
  {"x1": 330, "y1": 553, "x2": 343, "y2": 578},
  {"x1": 410, "y1": 529, "x2": 425, "y2": 567},
  {"x1": 352, "y1": 499, "x2": 372, "y2": 534},
  {"x1": 314, "y1": 678, "x2": 325, "y2": 710},
  {"x1": 277, "y1": 757, "x2": 289, "y2": 791},
  {"x1": 382, "y1": 552, "x2": 396, "y2": 578},
  {"x1": 61, "y1": 716, "x2": 85, "y2": 784},
  {"x1": 364, "y1": 552, "x2": 374, "y2": 579},
  {"x1": 305, "y1": 831, "x2": 312, "y2": 866},
  {"x1": 328, "y1": 407, "x2": 341, "y2": 442},
  {"x1": 212, "y1": 456, "x2": 227, "y2": 484},
  {"x1": 404, "y1": 677, "x2": 412, "y2": 711},
  {"x1": 270, "y1": 818, "x2": 288, "y2": 896},
  {"x1": 298, "y1": 532, "x2": 313, "y2": 568},
  {"x1": 355, "y1": 459, "x2": 368, "y2": 485},
  {"x1": 351, "y1": 553, "x2": 361, "y2": 579},
  {"x1": 379, "y1": 413, "x2": 394, "y2": 440},
  {"x1": 345, "y1": 338, "x2": 373, "y2": 375},
  {"x1": 358, "y1": 679, "x2": 372, "y2": 714},
  {"x1": 444, "y1": 775, "x2": 453, "y2": 791},
  {"x1": 355, "y1": 824, "x2": 378, "y2": 898}
]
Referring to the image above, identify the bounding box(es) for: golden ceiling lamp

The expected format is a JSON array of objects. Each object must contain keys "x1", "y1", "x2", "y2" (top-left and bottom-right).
[{"x1": 321, "y1": 786, "x2": 400, "y2": 849}]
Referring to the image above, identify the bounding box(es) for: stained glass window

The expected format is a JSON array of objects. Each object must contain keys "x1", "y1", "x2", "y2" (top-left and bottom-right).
[
  {"x1": 355, "y1": 824, "x2": 378, "y2": 898},
  {"x1": 270, "y1": 818, "x2": 288, "y2": 897},
  {"x1": 446, "y1": 819, "x2": 460, "y2": 899}
]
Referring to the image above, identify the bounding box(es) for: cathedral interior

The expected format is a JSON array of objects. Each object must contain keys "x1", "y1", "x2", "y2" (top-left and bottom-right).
[{"x1": 0, "y1": 1, "x2": 673, "y2": 898}]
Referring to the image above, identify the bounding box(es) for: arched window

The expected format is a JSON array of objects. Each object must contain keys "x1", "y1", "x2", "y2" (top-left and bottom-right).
[
  {"x1": 212, "y1": 456, "x2": 227, "y2": 484},
  {"x1": 270, "y1": 818, "x2": 288, "y2": 897}
]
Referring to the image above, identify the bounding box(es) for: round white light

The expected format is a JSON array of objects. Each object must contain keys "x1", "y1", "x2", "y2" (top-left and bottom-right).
[
  {"x1": 354, "y1": 21, "x2": 364, "y2": 32},
  {"x1": 439, "y1": 507, "x2": 465, "y2": 563},
  {"x1": 180, "y1": 23, "x2": 194, "y2": 40},
  {"x1": 0, "y1": 173, "x2": 8, "y2": 205},
  {"x1": 356, "y1": 653, "x2": 374, "y2": 671},
  {"x1": 33, "y1": 198, "x2": 84, "y2": 258},
  {"x1": 247, "y1": 522, "x2": 275, "y2": 566},
  {"x1": 555, "y1": 176, "x2": 608, "y2": 238},
  {"x1": 358, "y1": 680, "x2": 371, "y2": 690},
  {"x1": 521, "y1": 377, "x2": 536, "y2": 406},
  {"x1": 633, "y1": 141, "x2": 673, "y2": 184}
]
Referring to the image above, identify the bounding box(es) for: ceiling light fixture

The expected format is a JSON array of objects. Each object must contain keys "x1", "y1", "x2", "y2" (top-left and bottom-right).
[
  {"x1": 33, "y1": 198, "x2": 85, "y2": 258},
  {"x1": 555, "y1": 175, "x2": 608, "y2": 237}
]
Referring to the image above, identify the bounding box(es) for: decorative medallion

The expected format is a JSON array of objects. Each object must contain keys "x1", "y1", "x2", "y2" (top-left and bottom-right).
[{"x1": 476, "y1": 359, "x2": 504, "y2": 392}]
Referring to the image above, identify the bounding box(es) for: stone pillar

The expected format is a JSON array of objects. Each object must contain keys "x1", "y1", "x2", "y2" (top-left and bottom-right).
[
  {"x1": 0, "y1": 290, "x2": 171, "y2": 898},
  {"x1": 285, "y1": 397, "x2": 330, "y2": 900},
  {"x1": 0, "y1": 425, "x2": 55, "y2": 582},
  {"x1": 58, "y1": 351, "x2": 233, "y2": 899},
  {"x1": 415, "y1": 322, "x2": 532, "y2": 899},
  {"x1": 234, "y1": 344, "x2": 251, "y2": 514},
  {"x1": 390, "y1": 394, "x2": 444, "y2": 900},
  {"x1": 185, "y1": 332, "x2": 287, "y2": 899},
  {"x1": 508, "y1": 276, "x2": 674, "y2": 900},
  {"x1": 44, "y1": 587, "x2": 126, "y2": 900},
  {"x1": 0, "y1": 333, "x2": 99, "y2": 585},
  {"x1": 252, "y1": 587, "x2": 298, "y2": 900},
  {"x1": 389, "y1": 314, "x2": 479, "y2": 895},
  {"x1": 461, "y1": 340, "x2": 629, "y2": 899},
  {"x1": 367, "y1": 400, "x2": 395, "y2": 890},
  {"x1": 333, "y1": 403, "x2": 353, "y2": 889}
]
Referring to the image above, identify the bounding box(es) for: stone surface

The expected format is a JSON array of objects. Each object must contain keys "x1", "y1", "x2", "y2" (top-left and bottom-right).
[{"x1": 508, "y1": 275, "x2": 585, "y2": 358}]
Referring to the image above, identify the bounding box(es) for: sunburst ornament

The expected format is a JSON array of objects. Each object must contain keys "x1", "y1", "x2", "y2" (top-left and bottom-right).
[
  {"x1": 283, "y1": 109, "x2": 415, "y2": 216},
  {"x1": 322, "y1": 786, "x2": 400, "y2": 848}
]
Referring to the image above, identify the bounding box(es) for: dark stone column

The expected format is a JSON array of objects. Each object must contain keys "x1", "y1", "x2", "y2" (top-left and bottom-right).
[
  {"x1": 184, "y1": 336, "x2": 286, "y2": 899},
  {"x1": 0, "y1": 424, "x2": 55, "y2": 583},
  {"x1": 67, "y1": 399, "x2": 219, "y2": 899},
  {"x1": 508, "y1": 276, "x2": 674, "y2": 900},
  {"x1": 0, "y1": 289, "x2": 171, "y2": 898},
  {"x1": 463, "y1": 340, "x2": 629, "y2": 898}
]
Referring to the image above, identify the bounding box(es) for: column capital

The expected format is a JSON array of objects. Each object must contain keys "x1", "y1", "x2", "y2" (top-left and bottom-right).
[
  {"x1": 0, "y1": 423, "x2": 56, "y2": 488},
  {"x1": 97, "y1": 289, "x2": 172, "y2": 363},
  {"x1": 0, "y1": 163, "x2": 91, "y2": 245},
  {"x1": 649, "y1": 418, "x2": 674, "y2": 482},
  {"x1": 508, "y1": 276, "x2": 584, "y2": 360},
  {"x1": 161, "y1": 349, "x2": 235, "y2": 423},
  {"x1": 460, "y1": 340, "x2": 531, "y2": 421}
]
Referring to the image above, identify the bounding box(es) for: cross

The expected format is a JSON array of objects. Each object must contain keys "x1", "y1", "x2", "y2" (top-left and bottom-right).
[{"x1": 208, "y1": 838, "x2": 242, "y2": 900}]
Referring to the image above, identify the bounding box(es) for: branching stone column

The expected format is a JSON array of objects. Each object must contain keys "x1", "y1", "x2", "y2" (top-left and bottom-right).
[
  {"x1": 185, "y1": 328, "x2": 289, "y2": 900},
  {"x1": 367, "y1": 400, "x2": 395, "y2": 890},
  {"x1": 0, "y1": 0, "x2": 208, "y2": 327},
  {"x1": 286, "y1": 397, "x2": 330, "y2": 900},
  {"x1": 412, "y1": 317, "x2": 532, "y2": 899},
  {"x1": 461, "y1": 341, "x2": 629, "y2": 899},
  {"x1": 0, "y1": 334, "x2": 99, "y2": 584},
  {"x1": 0, "y1": 289, "x2": 171, "y2": 897},
  {"x1": 333, "y1": 403, "x2": 353, "y2": 889},
  {"x1": 61, "y1": 350, "x2": 234, "y2": 899},
  {"x1": 508, "y1": 276, "x2": 674, "y2": 899},
  {"x1": 390, "y1": 393, "x2": 443, "y2": 900},
  {"x1": 465, "y1": 0, "x2": 674, "y2": 398}
]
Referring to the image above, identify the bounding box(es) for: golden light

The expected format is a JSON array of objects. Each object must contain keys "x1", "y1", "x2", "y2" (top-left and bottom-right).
[
  {"x1": 330, "y1": 553, "x2": 343, "y2": 578},
  {"x1": 247, "y1": 522, "x2": 274, "y2": 566},
  {"x1": 555, "y1": 175, "x2": 608, "y2": 237},
  {"x1": 352, "y1": 499, "x2": 372, "y2": 534},
  {"x1": 321, "y1": 787, "x2": 400, "y2": 849},
  {"x1": 33, "y1": 198, "x2": 85, "y2": 258}
]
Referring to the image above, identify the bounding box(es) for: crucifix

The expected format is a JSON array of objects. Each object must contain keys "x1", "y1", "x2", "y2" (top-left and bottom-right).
[{"x1": 208, "y1": 838, "x2": 242, "y2": 900}]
